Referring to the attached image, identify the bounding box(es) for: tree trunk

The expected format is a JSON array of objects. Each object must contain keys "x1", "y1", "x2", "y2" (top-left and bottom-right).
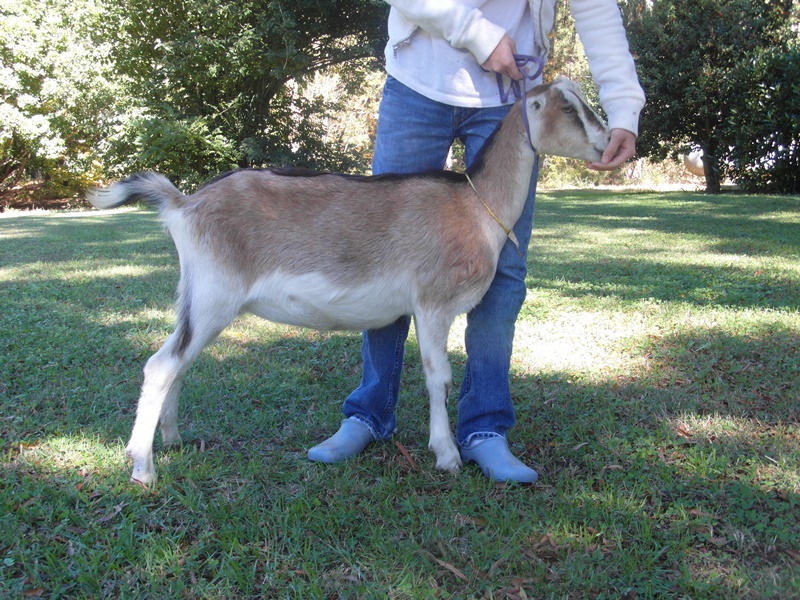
[{"x1": 702, "y1": 146, "x2": 722, "y2": 194}]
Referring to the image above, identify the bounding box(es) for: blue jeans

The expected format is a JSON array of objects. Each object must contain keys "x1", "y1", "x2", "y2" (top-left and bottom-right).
[{"x1": 343, "y1": 76, "x2": 539, "y2": 447}]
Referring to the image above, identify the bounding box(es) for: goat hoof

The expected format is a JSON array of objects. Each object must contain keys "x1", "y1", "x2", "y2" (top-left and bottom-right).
[
  {"x1": 162, "y1": 435, "x2": 183, "y2": 448},
  {"x1": 130, "y1": 467, "x2": 156, "y2": 487},
  {"x1": 435, "y1": 452, "x2": 463, "y2": 472},
  {"x1": 130, "y1": 475, "x2": 154, "y2": 489}
]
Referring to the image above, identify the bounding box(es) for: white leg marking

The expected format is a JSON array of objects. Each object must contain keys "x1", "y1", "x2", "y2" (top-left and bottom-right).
[
  {"x1": 414, "y1": 312, "x2": 461, "y2": 472},
  {"x1": 126, "y1": 284, "x2": 240, "y2": 486}
]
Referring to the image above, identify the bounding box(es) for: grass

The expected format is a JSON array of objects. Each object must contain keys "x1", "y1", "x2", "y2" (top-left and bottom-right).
[{"x1": 1, "y1": 190, "x2": 798, "y2": 599}]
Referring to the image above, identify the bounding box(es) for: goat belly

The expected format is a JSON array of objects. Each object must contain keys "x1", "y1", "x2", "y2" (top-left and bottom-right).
[{"x1": 244, "y1": 271, "x2": 414, "y2": 331}]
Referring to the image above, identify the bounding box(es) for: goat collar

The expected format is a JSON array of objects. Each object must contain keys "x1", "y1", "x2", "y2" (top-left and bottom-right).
[
  {"x1": 464, "y1": 173, "x2": 521, "y2": 256},
  {"x1": 496, "y1": 55, "x2": 544, "y2": 152}
]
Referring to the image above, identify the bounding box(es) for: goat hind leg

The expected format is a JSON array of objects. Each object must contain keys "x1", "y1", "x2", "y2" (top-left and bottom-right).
[
  {"x1": 414, "y1": 311, "x2": 462, "y2": 472},
  {"x1": 127, "y1": 290, "x2": 239, "y2": 485},
  {"x1": 126, "y1": 346, "x2": 185, "y2": 486},
  {"x1": 157, "y1": 371, "x2": 185, "y2": 448}
]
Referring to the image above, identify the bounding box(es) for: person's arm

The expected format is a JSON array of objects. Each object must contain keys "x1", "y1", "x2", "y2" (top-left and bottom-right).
[
  {"x1": 570, "y1": 0, "x2": 645, "y2": 169},
  {"x1": 386, "y1": 0, "x2": 508, "y2": 67},
  {"x1": 571, "y1": 0, "x2": 646, "y2": 137}
]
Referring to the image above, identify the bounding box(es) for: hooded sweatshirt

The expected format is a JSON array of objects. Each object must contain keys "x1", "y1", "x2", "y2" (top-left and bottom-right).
[{"x1": 384, "y1": 0, "x2": 645, "y2": 135}]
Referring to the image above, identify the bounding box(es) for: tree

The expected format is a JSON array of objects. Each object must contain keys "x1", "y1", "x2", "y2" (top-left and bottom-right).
[
  {"x1": 622, "y1": 0, "x2": 798, "y2": 193},
  {"x1": 100, "y1": 0, "x2": 388, "y2": 186},
  {"x1": 0, "y1": 0, "x2": 119, "y2": 199},
  {"x1": 726, "y1": 40, "x2": 800, "y2": 193}
]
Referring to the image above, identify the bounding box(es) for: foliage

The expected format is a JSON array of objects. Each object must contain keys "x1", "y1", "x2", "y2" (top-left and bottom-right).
[
  {"x1": 101, "y1": 108, "x2": 243, "y2": 191},
  {"x1": 0, "y1": 0, "x2": 118, "y2": 199},
  {"x1": 0, "y1": 0, "x2": 387, "y2": 198},
  {"x1": 726, "y1": 41, "x2": 800, "y2": 193},
  {"x1": 99, "y1": 0, "x2": 388, "y2": 186},
  {"x1": 538, "y1": 155, "x2": 693, "y2": 189},
  {"x1": 621, "y1": 0, "x2": 799, "y2": 193},
  {"x1": 545, "y1": 0, "x2": 594, "y2": 94},
  {"x1": 2, "y1": 191, "x2": 799, "y2": 597}
]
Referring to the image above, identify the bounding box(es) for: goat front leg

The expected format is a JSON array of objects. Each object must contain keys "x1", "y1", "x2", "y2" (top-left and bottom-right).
[{"x1": 414, "y1": 311, "x2": 462, "y2": 472}]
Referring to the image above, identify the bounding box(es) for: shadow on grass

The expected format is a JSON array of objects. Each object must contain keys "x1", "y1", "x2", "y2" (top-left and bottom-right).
[
  {"x1": 2, "y1": 202, "x2": 799, "y2": 597},
  {"x1": 529, "y1": 190, "x2": 800, "y2": 312},
  {"x1": 537, "y1": 190, "x2": 800, "y2": 256},
  {"x1": 4, "y1": 324, "x2": 798, "y2": 598},
  {"x1": 528, "y1": 253, "x2": 799, "y2": 310}
]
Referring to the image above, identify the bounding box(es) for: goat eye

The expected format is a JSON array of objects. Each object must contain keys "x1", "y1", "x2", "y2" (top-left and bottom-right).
[
  {"x1": 532, "y1": 100, "x2": 542, "y2": 110},
  {"x1": 562, "y1": 105, "x2": 576, "y2": 114}
]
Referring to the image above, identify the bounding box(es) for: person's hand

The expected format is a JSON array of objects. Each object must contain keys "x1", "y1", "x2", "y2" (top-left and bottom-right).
[
  {"x1": 587, "y1": 128, "x2": 636, "y2": 171},
  {"x1": 481, "y1": 34, "x2": 523, "y2": 81}
]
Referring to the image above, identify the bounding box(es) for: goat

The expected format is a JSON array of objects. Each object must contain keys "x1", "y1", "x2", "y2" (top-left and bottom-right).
[{"x1": 88, "y1": 77, "x2": 610, "y2": 485}]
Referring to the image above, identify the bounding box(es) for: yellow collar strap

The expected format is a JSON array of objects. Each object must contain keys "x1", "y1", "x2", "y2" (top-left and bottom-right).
[{"x1": 465, "y1": 173, "x2": 521, "y2": 256}]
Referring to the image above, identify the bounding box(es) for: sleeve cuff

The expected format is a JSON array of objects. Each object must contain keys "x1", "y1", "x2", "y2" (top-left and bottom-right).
[{"x1": 604, "y1": 99, "x2": 642, "y2": 137}]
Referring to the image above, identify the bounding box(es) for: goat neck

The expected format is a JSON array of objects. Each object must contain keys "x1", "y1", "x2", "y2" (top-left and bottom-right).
[
  {"x1": 465, "y1": 101, "x2": 537, "y2": 240},
  {"x1": 467, "y1": 78, "x2": 610, "y2": 237}
]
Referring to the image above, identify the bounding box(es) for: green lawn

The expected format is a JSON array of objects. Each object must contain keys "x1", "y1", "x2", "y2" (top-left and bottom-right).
[{"x1": 1, "y1": 190, "x2": 798, "y2": 599}]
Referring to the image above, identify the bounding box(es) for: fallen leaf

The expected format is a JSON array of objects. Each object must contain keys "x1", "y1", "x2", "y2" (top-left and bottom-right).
[
  {"x1": 23, "y1": 588, "x2": 45, "y2": 598},
  {"x1": 601, "y1": 464, "x2": 624, "y2": 473},
  {"x1": 420, "y1": 550, "x2": 469, "y2": 582},
  {"x1": 784, "y1": 548, "x2": 800, "y2": 563},
  {"x1": 488, "y1": 557, "x2": 505, "y2": 578},
  {"x1": 95, "y1": 502, "x2": 126, "y2": 524},
  {"x1": 688, "y1": 508, "x2": 717, "y2": 519},
  {"x1": 18, "y1": 497, "x2": 37, "y2": 510},
  {"x1": 455, "y1": 513, "x2": 487, "y2": 528},
  {"x1": 531, "y1": 533, "x2": 567, "y2": 561}
]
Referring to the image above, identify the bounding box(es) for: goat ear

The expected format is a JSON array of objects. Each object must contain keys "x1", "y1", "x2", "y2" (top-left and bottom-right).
[{"x1": 526, "y1": 95, "x2": 545, "y2": 113}]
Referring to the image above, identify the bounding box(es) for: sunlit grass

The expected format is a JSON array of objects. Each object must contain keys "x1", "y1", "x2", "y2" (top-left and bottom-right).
[{"x1": 1, "y1": 190, "x2": 799, "y2": 598}]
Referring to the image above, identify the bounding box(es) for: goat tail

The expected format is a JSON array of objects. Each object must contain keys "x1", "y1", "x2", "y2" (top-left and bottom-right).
[{"x1": 87, "y1": 172, "x2": 185, "y2": 212}]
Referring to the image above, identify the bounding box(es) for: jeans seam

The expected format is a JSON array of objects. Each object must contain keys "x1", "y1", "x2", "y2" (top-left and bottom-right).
[
  {"x1": 461, "y1": 432, "x2": 504, "y2": 448},
  {"x1": 379, "y1": 321, "x2": 405, "y2": 430}
]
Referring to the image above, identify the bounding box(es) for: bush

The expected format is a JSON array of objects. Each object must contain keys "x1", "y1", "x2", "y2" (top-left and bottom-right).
[
  {"x1": 103, "y1": 110, "x2": 241, "y2": 191},
  {"x1": 726, "y1": 44, "x2": 800, "y2": 194},
  {"x1": 0, "y1": 0, "x2": 119, "y2": 198}
]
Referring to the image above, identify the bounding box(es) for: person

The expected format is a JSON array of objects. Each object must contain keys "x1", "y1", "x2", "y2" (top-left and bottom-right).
[{"x1": 308, "y1": 0, "x2": 645, "y2": 483}]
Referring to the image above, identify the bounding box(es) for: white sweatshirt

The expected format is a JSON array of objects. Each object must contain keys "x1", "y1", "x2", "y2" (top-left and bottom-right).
[{"x1": 384, "y1": 0, "x2": 646, "y2": 135}]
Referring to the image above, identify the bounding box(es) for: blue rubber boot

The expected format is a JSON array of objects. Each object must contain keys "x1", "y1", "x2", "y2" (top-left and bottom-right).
[
  {"x1": 460, "y1": 437, "x2": 539, "y2": 484},
  {"x1": 307, "y1": 418, "x2": 375, "y2": 464}
]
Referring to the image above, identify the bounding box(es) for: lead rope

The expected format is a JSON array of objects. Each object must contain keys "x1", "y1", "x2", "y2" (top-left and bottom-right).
[
  {"x1": 465, "y1": 55, "x2": 545, "y2": 255},
  {"x1": 496, "y1": 54, "x2": 545, "y2": 151}
]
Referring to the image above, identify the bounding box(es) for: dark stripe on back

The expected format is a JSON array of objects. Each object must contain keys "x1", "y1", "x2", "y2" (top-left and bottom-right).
[{"x1": 198, "y1": 165, "x2": 469, "y2": 188}]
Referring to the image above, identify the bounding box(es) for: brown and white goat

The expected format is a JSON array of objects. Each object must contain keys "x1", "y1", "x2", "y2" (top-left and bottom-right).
[{"x1": 88, "y1": 77, "x2": 610, "y2": 485}]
